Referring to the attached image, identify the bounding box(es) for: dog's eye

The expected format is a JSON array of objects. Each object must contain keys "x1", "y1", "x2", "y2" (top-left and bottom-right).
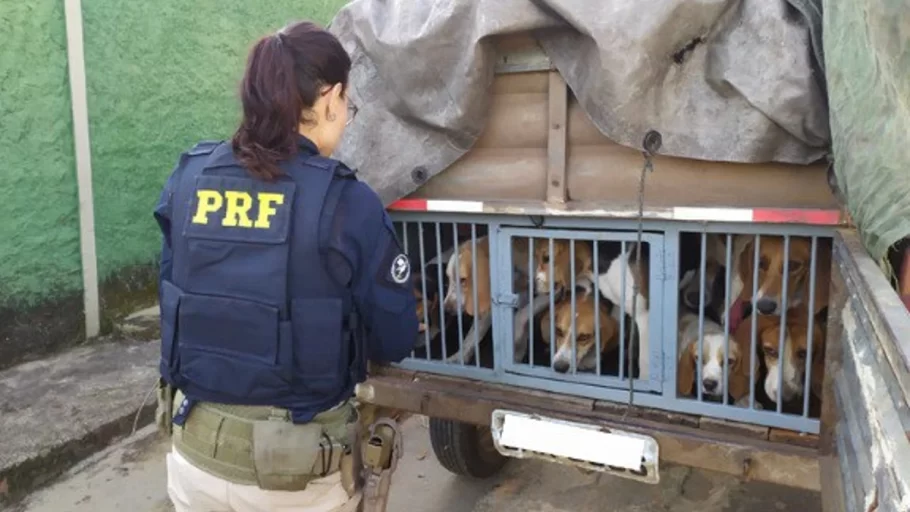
[
  {"x1": 577, "y1": 334, "x2": 592, "y2": 342},
  {"x1": 787, "y1": 260, "x2": 804, "y2": 272},
  {"x1": 796, "y1": 349, "x2": 807, "y2": 360},
  {"x1": 554, "y1": 328, "x2": 565, "y2": 337},
  {"x1": 727, "y1": 357, "x2": 736, "y2": 366},
  {"x1": 759, "y1": 258, "x2": 770, "y2": 271},
  {"x1": 542, "y1": 255, "x2": 550, "y2": 264},
  {"x1": 459, "y1": 277, "x2": 467, "y2": 287},
  {"x1": 764, "y1": 347, "x2": 778, "y2": 358}
]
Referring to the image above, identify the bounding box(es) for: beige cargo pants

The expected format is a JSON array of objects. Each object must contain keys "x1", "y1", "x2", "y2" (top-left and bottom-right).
[{"x1": 166, "y1": 447, "x2": 359, "y2": 512}]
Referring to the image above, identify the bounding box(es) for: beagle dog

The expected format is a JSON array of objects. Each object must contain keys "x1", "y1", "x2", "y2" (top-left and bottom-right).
[
  {"x1": 539, "y1": 288, "x2": 620, "y2": 374},
  {"x1": 532, "y1": 239, "x2": 651, "y2": 378},
  {"x1": 735, "y1": 309, "x2": 826, "y2": 406},
  {"x1": 441, "y1": 235, "x2": 530, "y2": 318},
  {"x1": 534, "y1": 236, "x2": 708, "y2": 381},
  {"x1": 532, "y1": 238, "x2": 594, "y2": 298},
  {"x1": 728, "y1": 235, "x2": 831, "y2": 322},
  {"x1": 437, "y1": 235, "x2": 530, "y2": 364},
  {"x1": 678, "y1": 233, "x2": 727, "y2": 322},
  {"x1": 677, "y1": 311, "x2": 754, "y2": 405}
]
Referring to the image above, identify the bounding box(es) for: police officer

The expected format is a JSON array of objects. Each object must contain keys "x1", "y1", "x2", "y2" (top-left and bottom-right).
[{"x1": 153, "y1": 20, "x2": 418, "y2": 512}]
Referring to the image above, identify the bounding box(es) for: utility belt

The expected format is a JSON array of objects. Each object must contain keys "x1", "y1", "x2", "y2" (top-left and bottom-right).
[
  {"x1": 161, "y1": 386, "x2": 403, "y2": 511},
  {"x1": 170, "y1": 390, "x2": 361, "y2": 493}
]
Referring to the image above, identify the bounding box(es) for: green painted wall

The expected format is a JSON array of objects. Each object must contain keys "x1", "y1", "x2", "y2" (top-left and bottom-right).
[
  {"x1": 0, "y1": 1, "x2": 344, "y2": 304},
  {"x1": 0, "y1": 0, "x2": 346, "y2": 367},
  {"x1": 83, "y1": 0, "x2": 346, "y2": 281},
  {"x1": 0, "y1": 1, "x2": 82, "y2": 306}
]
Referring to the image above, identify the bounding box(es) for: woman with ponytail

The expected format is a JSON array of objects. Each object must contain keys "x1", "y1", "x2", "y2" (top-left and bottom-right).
[{"x1": 153, "y1": 20, "x2": 417, "y2": 512}]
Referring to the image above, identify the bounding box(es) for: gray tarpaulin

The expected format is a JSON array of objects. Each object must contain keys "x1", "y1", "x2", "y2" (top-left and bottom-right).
[
  {"x1": 329, "y1": 0, "x2": 910, "y2": 262},
  {"x1": 328, "y1": 0, "x2": 830, "y2": 206}
]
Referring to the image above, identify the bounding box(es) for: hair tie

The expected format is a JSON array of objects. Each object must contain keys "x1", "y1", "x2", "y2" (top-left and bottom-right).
[{"x1": 275, "y1": 24, "x2": 292, "y2": 46}]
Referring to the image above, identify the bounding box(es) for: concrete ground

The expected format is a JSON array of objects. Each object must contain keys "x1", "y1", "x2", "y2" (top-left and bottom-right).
[
  {"x1": 0, "y1": 340, "x2": 159, "y2": 504},
  {"x1": 19, "y1": 418, "x2": 821, "y2": 512}
]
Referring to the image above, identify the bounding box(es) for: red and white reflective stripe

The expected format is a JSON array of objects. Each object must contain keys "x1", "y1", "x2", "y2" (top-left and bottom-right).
[
  {"x1": 749, "y1": 208, "x2": 842, "y2": 225},
  {"x1": 388, "y1": 199, "x2": 484, "y2": 213},
  {"x1": 388, "y1": 200, "x2": 842, "y2": 226},
  {"x1": 671, "y1": 207, "x2": 842, "y2": 225}
]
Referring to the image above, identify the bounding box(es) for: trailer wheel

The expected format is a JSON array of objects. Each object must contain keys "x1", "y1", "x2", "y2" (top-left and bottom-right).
[{"x1": 428, "y1": 417, "x2": 508, "y2": 478}]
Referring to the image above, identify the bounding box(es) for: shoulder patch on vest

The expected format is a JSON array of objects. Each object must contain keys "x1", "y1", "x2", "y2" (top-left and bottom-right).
[
  {"x1": 390, "y1": 253, "x2": 410, "y2": 284},
  {"x1": 187, "y1": 140, "x2": 222, "y2": 156}
]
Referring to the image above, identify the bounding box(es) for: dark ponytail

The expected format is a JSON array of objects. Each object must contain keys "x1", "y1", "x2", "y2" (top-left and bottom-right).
[{"x1": 231, "y1": 21, "x2": 351, "y2": 181}]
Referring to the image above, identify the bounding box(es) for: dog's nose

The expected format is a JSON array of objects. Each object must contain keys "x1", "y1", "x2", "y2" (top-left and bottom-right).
[
  {"x1": 553, "y1": 360, "x2": 570, "y2": 373},
  {"x1": 703, "y1": 379, "x2": 719, "y2": 393},
  {"x1": 755, "y1": 298, "x2": 777, "y2": 315}
]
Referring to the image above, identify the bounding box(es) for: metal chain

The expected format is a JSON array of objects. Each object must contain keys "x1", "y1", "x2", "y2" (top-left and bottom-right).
[{"x1": 624, "y1": 131, "x2": 662, "y2": 419}]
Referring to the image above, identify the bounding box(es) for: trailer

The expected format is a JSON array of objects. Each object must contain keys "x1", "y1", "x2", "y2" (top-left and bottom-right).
[{"x1": 330, "y1": 2, "x2": 910, "y2": 509}]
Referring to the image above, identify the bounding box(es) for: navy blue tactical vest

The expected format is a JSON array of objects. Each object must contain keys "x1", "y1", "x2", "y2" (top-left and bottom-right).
[{"x1": 158, "y1": 140, "x2": 365, "y2": 423}]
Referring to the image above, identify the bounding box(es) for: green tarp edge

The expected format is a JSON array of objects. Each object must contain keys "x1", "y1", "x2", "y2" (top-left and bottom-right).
[{"x1": 824, "y1": 0, "x2": 910, "y2": 262}]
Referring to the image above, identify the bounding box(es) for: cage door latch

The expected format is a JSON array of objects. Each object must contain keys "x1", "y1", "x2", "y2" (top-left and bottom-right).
[{"x1": 493, "y1": 293, "x2": 520, "y2": 308}]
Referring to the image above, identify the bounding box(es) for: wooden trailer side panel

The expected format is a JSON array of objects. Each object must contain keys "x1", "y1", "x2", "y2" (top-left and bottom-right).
[{"x1": 820, "y1": 230, "x2": 910, "y2": 511}]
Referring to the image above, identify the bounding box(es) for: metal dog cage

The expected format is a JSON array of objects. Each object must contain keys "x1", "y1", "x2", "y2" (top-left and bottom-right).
[{"x1": 392, "y1": 211, "x2": 833, "y2": 435}]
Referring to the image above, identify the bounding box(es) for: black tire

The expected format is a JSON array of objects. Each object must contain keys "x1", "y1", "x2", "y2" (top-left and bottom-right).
[{"x1": 428, "y1": 417, "x2": 508, "y2": 478}]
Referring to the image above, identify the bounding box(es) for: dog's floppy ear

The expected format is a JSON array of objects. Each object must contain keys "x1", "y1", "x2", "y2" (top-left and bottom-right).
[
  {"x1": 732, "y1": 312, "x2": 764, "y2": 347},
  {"x1": 736, "y1": 235, "x2": 756, "y2": 301},
  {"x1": 539, "y1": 308, "x2": 552, "y2": 346},
  {"x1": 598, "y1": 307, "x2": 619, "y2": 353},
  {"x1": 729, "y1": 337, "x2": 754, "y2": 401},
  {"x1": 413, "y1": 273, "x2": 439, "y2": 305},
  {"x1": 677, "y1": 342, "x2": 696, "y2": 397},
  {"x1": 729, "y1": 314, "x2": 760, "y2": 400},
  {"x1": 423, "y1": 273, "x2": 440, "y2": 299}
]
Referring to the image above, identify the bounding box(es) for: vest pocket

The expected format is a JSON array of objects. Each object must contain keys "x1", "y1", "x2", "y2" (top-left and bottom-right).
[
  {"x1": 159, "y1": 280, "x2": 182, "y2": 382},
  {"x1": 290, "y1": 298, "x2": 347, "y2": 394},
  {"x1": 177, "y1": 294, "x2": 290, "y2": 401}
]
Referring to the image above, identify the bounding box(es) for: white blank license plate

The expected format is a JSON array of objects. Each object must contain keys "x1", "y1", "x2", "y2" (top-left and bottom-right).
[{"x1": 490, "y1": 409, "x2": 660, "y2": 484}]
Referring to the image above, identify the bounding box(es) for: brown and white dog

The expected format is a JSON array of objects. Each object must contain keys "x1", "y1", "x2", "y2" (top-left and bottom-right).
[
  {"x1": 678, "y1": 233, "x2": 727, "y2": 320},
  {"x1": 726, "y1": 235, "x2": 831, "y2": 327},
  {"x1": 441, "y1": 235, "x2": 530, "y2": 318},
  {"x1": 677, "y1": 311, "x2": 755, "y2": 406},
  {"x1": 678, "y1": 235, "x2": 832, "y2": 337},
  {"x1": 533, "y1": 239, "x2": 661, "y2": 380},
  {"x1": 438, "y1": 235, "x2": 531, "y2": 363},
  {"x1": 532, "y1": 239, "x2": 594, "y2": 298},
  {"x1": 532, "y1": 239, "x2": 652, "y2": 378},
  {"x1": 539, "y1": 289, "x2": 620, "y2": 373},
  {"x1": 734, "y1": 309, "x2": 826, "y2": 406}
]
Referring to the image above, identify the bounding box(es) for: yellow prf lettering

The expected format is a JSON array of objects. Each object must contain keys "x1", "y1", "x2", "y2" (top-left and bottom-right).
[
  {"x1": 192, "y1": 190, "x2": 223, "y2": 225},
  {"x1": 255, "y1": 193, "x2": 284, "y2": 229},
  {"x1": 222, "y1": 191, "x2": 254, "y2": 228}
]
